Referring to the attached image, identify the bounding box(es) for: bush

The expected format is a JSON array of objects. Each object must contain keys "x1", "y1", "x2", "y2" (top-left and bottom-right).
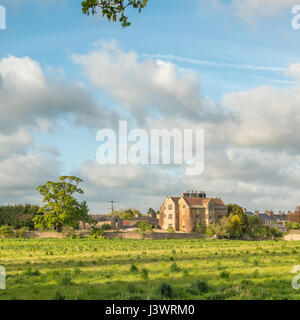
[
  {"x1": 137, "y1": 222, "x2": 153, "y2": 232},
  {"x1": 170, "y1": 262, "x2": 181, "y2": 272},
  {"x1": 52, "y1": 291, "x2": 66, "y2": 300},
  {"x1": 15, "y1": 228, "x2": 26, "y2": 238},
  {"x1": 167, "y1": 226, "x2": 175, "y2": 233},
  {"x1": 0, "y1": 225, "x2": 14, "y2": 238},
  {"x1": 24, "y1": 267, "x2": 41, "y2": 276},
  {"x1": 157, "y1": 283, "x2": 175, "y2": 299},
  {"x1": 130, "y1": 263, "x2": 139, "y2": 273},
  {"x1": 220, "y1": 271, "x2": 230, "y2": 279},
  {"x1": 194, "y1": 223, "x2": 206, "y2": 234},
  {"x1": 100, "y1": 223, "x2": 111, "y2": 231},
  {"x1": 57, "y1": 271, "x2": 73, "y2": 286},
  {"x1": 188, "y1": 280, "x2": 210, "y2": 294},
  {"x1": 139, "y1": 268, "x2": 149, "y2": 281},
  {"x1": 89, "y1": 227, "x2": 104, "y2": 239}
]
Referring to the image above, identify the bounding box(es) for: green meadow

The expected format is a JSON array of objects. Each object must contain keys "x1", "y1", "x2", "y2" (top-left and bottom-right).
[{"x1": 0, "y1": 238, "x2": 300, "y2": 300}]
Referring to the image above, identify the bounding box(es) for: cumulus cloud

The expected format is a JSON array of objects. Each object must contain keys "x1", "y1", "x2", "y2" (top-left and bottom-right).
[
  {"x1": 2, "y1": 44, "x2": 300, "y2": 213},
  {"x1": 0, "y1": 54, "x2": 119, "y2": 205},
  {"x1": 0, "y1": 55, "x2": 116, "y2": 134},
  {"x1": 72, "y1": 40, "x2": 227, "y2": 124},
  {"x1": 0, "y1": 130, "x2": 33, "y2": 159},
  {"x1": 76, "y1": 161, "x2": 183, "y2": 212},
  {"x1": 223, "y1": 84, "x2": 300, "y2": 151},
  {"x1": 69, "y1": 42, "x2": 300, "y2": 212},
  {"x1": 0, "y1": 152, "x2": 61, "y2": 203},
  {"x1": 206, "y1": 0, "x2": 298, "y2": 25}
]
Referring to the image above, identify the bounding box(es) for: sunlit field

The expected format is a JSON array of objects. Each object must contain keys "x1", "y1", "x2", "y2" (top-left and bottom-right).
[{"x1": 1, "y1": 238, "x2": 300, "y2": 300}]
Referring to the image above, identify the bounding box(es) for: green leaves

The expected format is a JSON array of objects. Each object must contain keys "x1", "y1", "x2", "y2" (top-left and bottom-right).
[
  {"x1": 81, "y1": 0, "x2": 148, "y2": 28},
  {"x1": 34, "y1": 176, "x2": 90, "y2": 232}
]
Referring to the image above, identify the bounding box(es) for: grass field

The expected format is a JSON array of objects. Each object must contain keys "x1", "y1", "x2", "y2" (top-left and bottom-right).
[{"x1": 1, "y1": 238, "x2": 300, "y2": 300}]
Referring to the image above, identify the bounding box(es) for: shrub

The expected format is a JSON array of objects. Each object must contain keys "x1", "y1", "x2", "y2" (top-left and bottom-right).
[
  {"x1": 188, "y1": 280, "x2": 210, "y2": 294},
  {"x1": 195, "y1": 223, "x2": 206, "y2": 234},
  {"x1": 182, "y1": 269, "x2": 189, "y2": 277},
  {"x1": 167, "y1": 226, "x2": 175, "y2": 233},
  {"x1": 89, "y1": 227, "x2": 104, "y2": 239},
  {"x1": 24, "y1": 267, "x2": 41, "y2": 276},
  {"x1": 130, "y1": 263, "x2": 139, "y2": 273},
  {"x1": 170, "y1": 262, "x2": 181, "y2": 272},
  {"x1": 139, "y1": 268, "x2": 149, "y2": 281},
  {"x1": 220, "y1": 271, "x2": 230, "y2": 279},
  {"x1": 157, "y1": 283, "x2": 175, "y2": 299},
  {"x1": 53, "y1": 291, "x2": 66, "y2": 300},
  {"x1": 15, "y1": 228, "x2": 26, "y2": 238},
  {"x1": 57, "y1": 271, "x2": 73, "y2": 286},
  {"x1": 137, "y1": 222, "x2": 153, "y2": 232},
  {"x1": 0, "y1": 225, "x2": 14, "y2": 238},
  {"x1": 100, "y1": 223, "x2": 111, "y2": 231}
]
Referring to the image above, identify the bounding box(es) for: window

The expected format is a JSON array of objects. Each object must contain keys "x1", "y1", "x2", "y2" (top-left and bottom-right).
[
  {"x1": 168, "y1": 214, "x2": 173, "y2": 219},
  {"x1": 168, "y1": 205, "x2": 172, "y2": 210},
  {"x1": 168, "y1": 224, "x2": 173, "y2": 227}
]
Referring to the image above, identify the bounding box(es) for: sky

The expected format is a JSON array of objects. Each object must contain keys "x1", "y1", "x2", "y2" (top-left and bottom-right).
[{"x1": 1, "y1": 0, "x2": 300, "y2": 214}]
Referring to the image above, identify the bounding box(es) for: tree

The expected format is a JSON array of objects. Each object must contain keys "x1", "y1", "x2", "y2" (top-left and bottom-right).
[
  {"x1": 147, "y1": 208, "x2": 156, "y2": 218},
  {"x1": 81, "y1": 0, "x2": 148, "y2": 28},
  {"x1": 137, "y1": 221, "x2": 152, "y2": 232},
  {"x1": 227, "y1": 203, "x2": 248, "y2": 232},
  {"x1": 288, "y1": 206, "x2": 300, "y2": 223},
  {"x1": 33, "y1": 176, "x2": 91, "y2": 232}
]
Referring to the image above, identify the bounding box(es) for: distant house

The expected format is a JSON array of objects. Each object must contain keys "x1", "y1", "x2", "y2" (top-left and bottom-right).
[
  {"x1": 159, "y1": 190, "x2": 227, "y2": 233},
  {"x1": 246, "y1": 211, "x2": 288, "y2": 232},
  {"x1": 80, "y1": 215, "x2": 123, "y2": 230}
]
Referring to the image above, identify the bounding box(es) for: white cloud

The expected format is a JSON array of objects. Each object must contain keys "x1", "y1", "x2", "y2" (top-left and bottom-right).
[
  {"x1": 0, "y1": 55, "x2": 116, "y2": 134},
  {"x1": 0, "y1": 152, "x2": 61, "y2": 203},
  {"x1": 72, "y1": 40, "x2": 226, "y2": 124},
  {"x1": 207, "y1": 0, "x2": 298, "y2": 25},
  {"x1": 223, "y1": 84, "x2": 300, "y2": 151},
  {"x1": 0, "y1": 130, "x2": 33, "y2": 159}
]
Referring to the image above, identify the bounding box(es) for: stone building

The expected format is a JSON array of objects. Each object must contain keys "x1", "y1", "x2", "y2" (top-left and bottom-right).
[
  {"x1": 246, "y1": 210, "x2": 288, "y2": 232},
  {"x1": 159, "y1": 191, "x2": 227, "y2": 232},
  {"x1": 122, "y1": 216, "x2": 159, "y2": 229}
]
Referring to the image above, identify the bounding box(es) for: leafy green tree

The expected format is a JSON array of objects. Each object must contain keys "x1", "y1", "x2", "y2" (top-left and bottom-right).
[
  {"x1": 0, "y1": 204, "x2": 40, "y2": 230},
  {"x1": 82, "y1": 0, "x2": 148, "y2": 28},
  {"x1": 147, "y1": 208, "x2": 156, "y2": 218},
  {"x1": 137, "y1": 221, "x2": 152, "y2": 232},
  {"x1": 227, "y1": 203, "x2": 248, "y2": 231},
  {"x1": 230, "y1": 214, "x2": 242, "y2": 239},
  {"x1": 33, "y1": 176, "x2": 91, "y2": 232}
]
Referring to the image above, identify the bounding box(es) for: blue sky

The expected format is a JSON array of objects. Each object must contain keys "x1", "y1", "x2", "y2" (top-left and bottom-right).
[{"x1": 1, "y1": 0, "x2": 300, "y2": 213}]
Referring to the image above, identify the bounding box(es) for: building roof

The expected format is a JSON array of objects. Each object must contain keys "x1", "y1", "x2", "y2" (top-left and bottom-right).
[
  {"x1": 170, "y1": 197, "x2": 180, "y2": 204},
  {"x1": 211, "y1": 198, "x2": 225, "y2": 206},
  {"x1": 184, "y1": 197, "x2": 205, "y2": 207},
  {"x1": 274, "y1": 214, "x2": 287, "y2": 221},
  {"x1": 183, "y1": 197, "x2": 225, "y2": 207}
]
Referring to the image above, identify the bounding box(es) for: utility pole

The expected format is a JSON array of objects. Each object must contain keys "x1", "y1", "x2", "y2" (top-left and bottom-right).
[{"x1": 109, "y1": 201, "x2": 115, "y2": 214}]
